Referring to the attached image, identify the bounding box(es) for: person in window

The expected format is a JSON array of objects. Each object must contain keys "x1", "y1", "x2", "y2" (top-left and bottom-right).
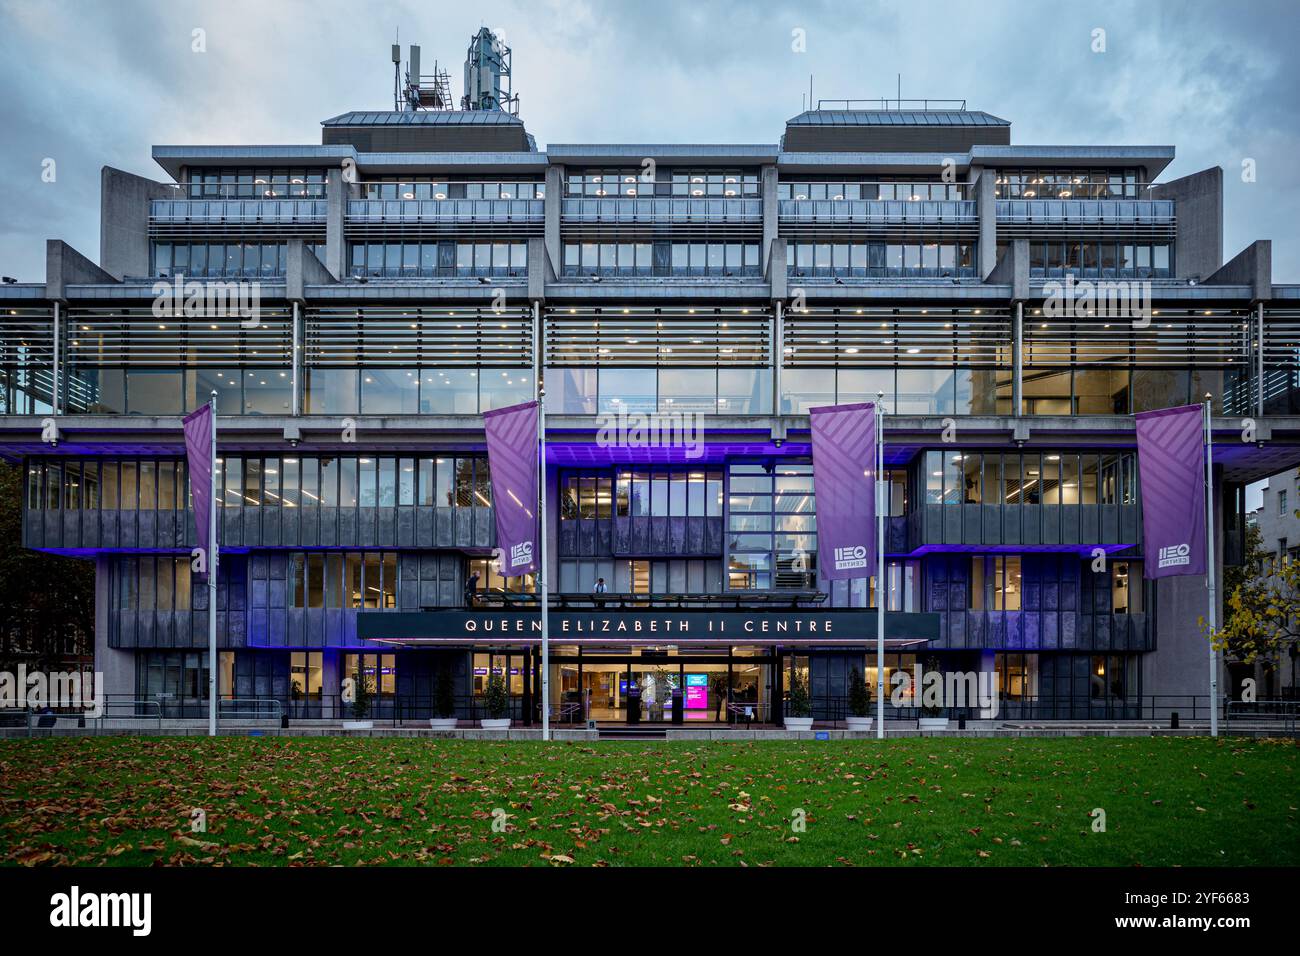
[
  {"x1": 593, "y1": 577, "x2": 607, "y2": 594},
  {"x1": 464, "y1": 571, "x2": 480, "y2": 607}
]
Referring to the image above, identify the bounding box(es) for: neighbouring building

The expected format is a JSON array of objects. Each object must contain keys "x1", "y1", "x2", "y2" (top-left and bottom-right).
[{"x1": 2, "y1": 29, "x2": 1297, "y2": 726}]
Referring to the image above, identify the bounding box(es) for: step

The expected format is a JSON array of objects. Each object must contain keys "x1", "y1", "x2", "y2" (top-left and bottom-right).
[{"x1": 598, "y1": 727, "x2": 668, "y2": 740}]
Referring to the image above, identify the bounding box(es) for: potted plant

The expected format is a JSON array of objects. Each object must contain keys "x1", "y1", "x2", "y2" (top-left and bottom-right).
[
  {"x1": 480, "y1": 672, "x2": 511, "y2": 730},
  {"x1": 784, "y1": 670, "x2": 814, "y2": 731},
  {"x1": 342, "y1": 659, "x2": 374, "y2": 731},
  {"x1": 917, "y1": 656, "x2": 949, "y2": 730},
  {"x1": 846, "y1": 669, "x2": 873, "y2": 731},
  {"x1": 429, "y1": 666, "x2": 457, "y2": 730}
]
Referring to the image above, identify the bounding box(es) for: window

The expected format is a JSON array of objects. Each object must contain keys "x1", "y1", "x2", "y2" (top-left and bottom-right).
[
  {"x1": 1280, "y1": 490, "x2": 1288, "y2": 516},
  {"x1": 970, "y1": 556, "x2": 1021, "y2": 611},
  {"x1": 994, "y1": 653, "x2": 1039, "y2": 700},
  {"x1": 290, "y1": 652, "x2": 323, "y2": 699},
  {"x1": 343, "y1": 654, "x2": 396, "y2": 695}
]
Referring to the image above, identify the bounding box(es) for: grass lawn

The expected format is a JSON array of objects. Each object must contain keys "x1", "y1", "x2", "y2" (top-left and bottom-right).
[{"x1": 0, "y1": 736, "x2": 1295, "y2": 867}]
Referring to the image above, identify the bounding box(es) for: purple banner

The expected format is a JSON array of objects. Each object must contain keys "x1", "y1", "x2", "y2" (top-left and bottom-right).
[
  {"x1": 483, "y1": 400, "x2": 540, "y2": 577},
  {"x1": 809, "y1": 402, "x2": 877, "y2": 582},
  {"x1": 182, "y1": 404, "x2": 214, "y2": 579},
  {"x1": 1134, "y1": 404, "x2": 1206, "y2": 579}
]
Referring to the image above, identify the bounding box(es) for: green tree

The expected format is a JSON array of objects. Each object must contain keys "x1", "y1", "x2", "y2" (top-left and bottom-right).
[
  {"x1": 484, "y1": 672, "x2": 508, "y2": 719},
  {"x1": 848, "y1": 668, "x2": 872, "y2": 718},
  {"x1": 350, "y1": 658, "x2": 373, "y2": 720},
  {"x1": 0, "y1": 463, "x2": 95, "y2": 670},
  {"x1": 1208, "y1": 518, "x2": 1300, "y2": 667},
  {"x1": 787, "y1": 670, "x2": 811, "y2": 718}
]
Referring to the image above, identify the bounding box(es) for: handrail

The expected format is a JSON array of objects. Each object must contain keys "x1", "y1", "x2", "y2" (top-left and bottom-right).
[{"x1": 815, "y1": 98, "x2": 968, "y2": 111}]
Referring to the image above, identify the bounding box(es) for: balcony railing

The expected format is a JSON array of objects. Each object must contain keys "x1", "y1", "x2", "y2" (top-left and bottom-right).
[
  {"x1": 996, "y1": 198, "x2": 1175, "y2": 224},
  {"x1": 346, "y1": 198, "x2": 544, "y2": 224},
  {"x1": 562, "y1": 196, "x2": 762, "y2": 224},
  {"x1": 779, "y1": 198, "x2": 977, "y2": 226},
  {"x1": 150, "y1": 197, "x2": 327, "y2": 224}
]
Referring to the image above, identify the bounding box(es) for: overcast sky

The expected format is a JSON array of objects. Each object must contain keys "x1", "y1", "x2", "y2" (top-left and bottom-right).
[{"x1": 1, "y1": 0, "x2": 1298, "y2": 283}]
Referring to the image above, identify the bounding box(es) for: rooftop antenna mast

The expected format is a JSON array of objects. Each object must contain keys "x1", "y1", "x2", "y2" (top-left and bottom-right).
[{"x1": 391, "y1": 32, "x2": 402, "y2": 111}]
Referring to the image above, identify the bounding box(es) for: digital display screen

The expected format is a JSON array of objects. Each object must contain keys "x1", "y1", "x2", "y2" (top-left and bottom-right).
[{"x1": 685, "y1": 673, "x2": 708, "y2": 709}]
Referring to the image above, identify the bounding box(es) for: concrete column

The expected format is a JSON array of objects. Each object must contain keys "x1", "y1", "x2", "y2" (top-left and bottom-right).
[
  {"x1": 291, "y1": 301, "x2": 301, "y2": 417},
  {"x1": 544, "y1": 165, "x2": 563, "y2": 277},
  {"x1": 1013, "y1": 301, "x2": 1023, "y2": 416},
  {"x1": 975, "y1": 168, "x2": 997, "y2": 280},
  {"x1": 325, "y1": 168, "x2": 345, "y2": 280},
  {"x1": 51, "y1": 301, "x2": 61, "y2": 416},
  {"x1": 773, "y1": 299, "x2": 783, "y2": 417},
  {"x1": 93, "y1": 556, "x2": 135, "y2": 704},
  {"x1": 321, "y1": 649, "x2": 340, "y2": 720}
]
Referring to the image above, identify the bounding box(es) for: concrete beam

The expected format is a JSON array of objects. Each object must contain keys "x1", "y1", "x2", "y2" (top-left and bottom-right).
[
  {"x1": 987, "y1": 237, "x2": 1029, "y2": 301},
  {"x1": 1207, "y1": 239, "x2": 1271, "y2": 301},
  {"x1": 768, "y1": 237, "x2": 787, "y2": 301},
  {"x1": 1151, "y1": 166, "x2": 1222, "y2": 281},
  {"x1": 99, "y1": 166, "x2": 174, "y2": 280},
  {"x1": 544, "y1": 165, "x2": 562, "y2": 276},
  {"x1": 46, "y1": 239, "x2": 116, "y2": 300},
  {"x1": 285, "y1": 239, "x2": 336, "y2": 300},
  {"x1": 527, "y1": 237, "x2": 552, "y2": 301}
]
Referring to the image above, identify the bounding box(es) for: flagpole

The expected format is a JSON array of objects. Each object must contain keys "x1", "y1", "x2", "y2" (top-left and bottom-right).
[
  {"x1": 875, "y1": 392, "x2": 886, "y2": 740},
  {"x1": 539, "y1": 386, "x2": 550, "y2": 742},
  {"x1": 208, "y1": 390, "x2": 219, "y2": 738},
  {"x1": 1203, "y1": 395, "x2": 1219, "y2": 737}
]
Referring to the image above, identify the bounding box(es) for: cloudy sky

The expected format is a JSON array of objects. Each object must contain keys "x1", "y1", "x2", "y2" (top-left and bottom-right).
[{"x1": 0, "y1": 0, "x2": 1298, "y2": 283}]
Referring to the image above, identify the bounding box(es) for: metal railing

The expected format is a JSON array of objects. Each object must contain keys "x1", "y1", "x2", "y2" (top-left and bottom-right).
[
  {"x1": 561, "y1": 197, "x2": 763, "y2": 223},
  {"x1": 150, "y1": 198, "x2": 327, "y2": 223},
  {"x1": 789, "y1": 694, "x2": 1221, "y2": 726},
  {"x1": 346, "y1": 198, "x2": 544, "y2": 223},
  {"x1": 815, "y1": 98, "x2": 968, "y2": 111},
  {"x1": 996, "y1": 198, "x2": 1175, "y2": 224},
  {"x1": 1225, "y1": 699, "x2": 1297, "y2": 736},
  {"x1": 9, "y1": 698, "x2": 164, "y2": 735}
]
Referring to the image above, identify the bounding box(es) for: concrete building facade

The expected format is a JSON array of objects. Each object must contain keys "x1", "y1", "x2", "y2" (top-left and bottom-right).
[{"x1": 4, "y1": 36, "x2": 1300, "y2": 726}]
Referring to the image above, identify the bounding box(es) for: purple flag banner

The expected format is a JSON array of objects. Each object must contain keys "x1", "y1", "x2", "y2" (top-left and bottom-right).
[
  {"x1": 182, "y1": 404, "x2": 214, "y2": 579},
  {"x1": 483, "y1": 400, "x2": 540, "y2": 577},
  {"x1": 1134, "y1": 404, "x2": 1206, "y2": 579},
  {"x1": 809, "y1": 402, "x2": 877, "y2": 582}
]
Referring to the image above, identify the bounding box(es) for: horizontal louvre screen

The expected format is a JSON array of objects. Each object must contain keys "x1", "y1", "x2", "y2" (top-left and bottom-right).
[
  {"x1": 306, "y1": 306, "x2": 533, "y2": 367},
  {"x1": 67, "y1": 307, "x2": 293, "y2": 367},
  {"x1": 783, "y1": 307, "x2": 1009, "y2": 367},
  {"x1": 0, "y1": 307, "x2": 55, "y2": 409},
  {"x1": 1024, "y1": 310, "x2": 1250, "y2": 367},
  {"x1": 546, "y1": 307, "x2": 769, "y2": 366}
]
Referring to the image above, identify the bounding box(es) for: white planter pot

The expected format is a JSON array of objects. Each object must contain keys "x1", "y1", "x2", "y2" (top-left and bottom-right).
[
  {"x1": 428, "y1": 718, "x2": 458, "y2": 730},
  {"x1": 341, "y1": 720, "x2": 373, "y2": 731},
  {"x1": 783, "y1": 717, "x2": 814, "y2": 731},
  {"x1": 845, "y1": 716, "x2": 874, "y2": 731},
  {"x1": 480, "y1": 718, "x2": 512, "y2": 730},
  {"x1": 918, "y1": 717, "x2": 950, "y2": 730}
]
